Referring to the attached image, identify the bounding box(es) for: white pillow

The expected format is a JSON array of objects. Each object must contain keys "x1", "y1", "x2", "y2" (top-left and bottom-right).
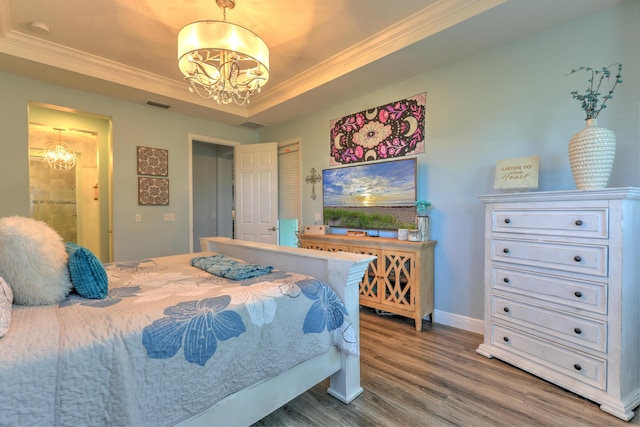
[
  {"x1": 0, "y1": 216, "x2": 72, "y2": 305},
  {"x1": 0, "y1": 276, "x2": 12, "y2": 337}
]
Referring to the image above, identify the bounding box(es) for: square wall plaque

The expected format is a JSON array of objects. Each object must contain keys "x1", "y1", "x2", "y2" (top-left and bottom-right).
[
  {"x1": 138, "y1": 177, "x2": 169, "y2": 205},
  {"x1": 137, "y1": 146, "x2": 168, "y2": 176}
]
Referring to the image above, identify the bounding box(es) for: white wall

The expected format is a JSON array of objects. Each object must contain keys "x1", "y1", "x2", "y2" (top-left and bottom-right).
[{"x1": 259, "y1": 0, "x2": 640, "y2": 328}]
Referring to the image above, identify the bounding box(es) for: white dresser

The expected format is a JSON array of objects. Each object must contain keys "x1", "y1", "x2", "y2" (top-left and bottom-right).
[{"x1": 476, "y1": 188, "x2": 639, "y2": 421}]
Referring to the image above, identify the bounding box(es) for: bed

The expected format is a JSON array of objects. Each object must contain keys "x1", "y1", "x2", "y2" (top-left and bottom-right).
[{"x1": 0, "y1": 236, "x2": 374, "y2": 427}]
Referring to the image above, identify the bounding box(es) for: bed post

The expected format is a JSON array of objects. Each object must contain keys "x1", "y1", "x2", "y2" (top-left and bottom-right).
[
  {"x1": 325, "y1": 256, "x2": 369, "y2": 403},
  {"x1": 199, "y1": 237, "x2": 374, "y2": 405}
]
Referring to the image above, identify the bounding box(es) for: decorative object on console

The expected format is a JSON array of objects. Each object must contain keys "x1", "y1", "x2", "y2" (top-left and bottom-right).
[
  {"x1": 0, "y1": 216, "x2": 72, "y2": 305},
  {"x1": 416, "y1": 216, "x2": 429, "y2": 241},
  {"x1": 305, "y1": 167, "x2": 321, "y2": 200},
  {"x1": 567, "y1": 64, "x2": 622, "y2": 190},
  {"x1": 415, "y1": 200, "x2": 431, "y2": 217},
  {"x1": 415, "y1": 200, "x2": 431, "y2": 241},
  {"x1": 397, "y1": 228, "x2": 408, "y2": 241},
  {"x1": 178, "y1": 0, "x2": 269, "y2": 106},
  {"x1": 407, "y1": 229, "x2": 420, "y2": 241},
  {"x1": 330, "y1": 93, "x2": 426, "y2": 165},
  {"x1": 302, "y1": 225, "x2": 327, "y2": 235}
]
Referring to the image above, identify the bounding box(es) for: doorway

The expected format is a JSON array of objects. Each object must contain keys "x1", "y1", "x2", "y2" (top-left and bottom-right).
[
  {"x1": 189, "y1": 135, "x2": 301, "y2": 252},
  {"x1": 191, "y1": 139, "x2": 235, "y2": 252},
  {"x1": 28, "y1": 104, "x2": 112, "y2": 262}
]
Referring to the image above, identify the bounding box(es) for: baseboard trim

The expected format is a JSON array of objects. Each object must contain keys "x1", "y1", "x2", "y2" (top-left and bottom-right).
[{"x1": 432, "y1": 309, "x2": 484, "y2": 335}]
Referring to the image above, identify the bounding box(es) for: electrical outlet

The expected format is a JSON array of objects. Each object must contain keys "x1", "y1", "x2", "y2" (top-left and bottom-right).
[
  {"x1": 135, "y1": 214, "x2": 142, "y2": 222},
  {"x1": 163, "y1": 213, "x2": 176, "y2": 222}
]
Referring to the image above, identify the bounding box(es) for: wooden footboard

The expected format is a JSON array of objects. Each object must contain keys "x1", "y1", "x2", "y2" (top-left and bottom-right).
[{"x1": 177, "y1": 237, "x2": 374, "y2": 426}]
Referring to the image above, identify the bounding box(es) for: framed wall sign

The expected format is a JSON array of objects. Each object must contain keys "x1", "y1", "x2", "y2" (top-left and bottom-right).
[{"x1": 494, "y1": 155, "x2": 539, "y2": 190}]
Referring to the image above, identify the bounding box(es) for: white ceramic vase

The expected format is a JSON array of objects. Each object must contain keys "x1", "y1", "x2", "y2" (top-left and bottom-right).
[{"x1": 568, "y1": 118, "x2": 616, "y2": 190}]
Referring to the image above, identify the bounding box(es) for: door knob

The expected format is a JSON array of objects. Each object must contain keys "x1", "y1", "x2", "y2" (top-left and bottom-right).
[{"x1": 268, "y1": 227, "x2": 277, "y2": 231}]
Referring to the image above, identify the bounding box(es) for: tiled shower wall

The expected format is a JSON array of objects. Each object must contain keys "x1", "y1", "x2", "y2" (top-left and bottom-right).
[{"x1": 30, "y1": 159, "x2": 77, "y2": 242}]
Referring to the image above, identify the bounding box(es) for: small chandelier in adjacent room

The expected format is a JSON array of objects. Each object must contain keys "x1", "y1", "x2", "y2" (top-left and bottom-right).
[
  {"x1": 43, "y1": 128, "x2": 76, "y2": 171},
  {"x1": 178, "y1": 0, "x2": 270, "y2": 106}
]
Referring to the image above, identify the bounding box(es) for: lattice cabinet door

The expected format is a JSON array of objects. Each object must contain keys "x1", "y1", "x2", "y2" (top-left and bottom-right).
[
  {"x1": 299, "y1": 241, "x2": 326, "y2": 251},
  {"x1": 325, "y1": 243, "x2": 349, "y2": 252},
  {"x1": 381, "y1": 250, "x2": 416, "y2": 311},
  {"x1": 351, "y1": 246, "x2": 382, "y2": 305}
]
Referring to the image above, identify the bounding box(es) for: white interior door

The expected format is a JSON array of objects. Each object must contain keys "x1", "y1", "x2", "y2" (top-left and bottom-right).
[{"x1": 234, "y1": 142, "x2": 278, "y2": 243}]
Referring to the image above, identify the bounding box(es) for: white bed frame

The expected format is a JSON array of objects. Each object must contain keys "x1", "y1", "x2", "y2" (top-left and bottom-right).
[{"x1": 176, "y1": 237, "x2": 374, "y2": 427}]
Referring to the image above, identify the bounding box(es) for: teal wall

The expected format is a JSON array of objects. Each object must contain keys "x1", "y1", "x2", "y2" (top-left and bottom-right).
[
  {"x1": 258, "y1": 0, "x2": 640, "y2": 324},
  {"x1": 0, "y1": 74, "x2": 259, "y2": 261},
  {"x1": 0, "y1": 1, "x2": 637, "y2": 326}
]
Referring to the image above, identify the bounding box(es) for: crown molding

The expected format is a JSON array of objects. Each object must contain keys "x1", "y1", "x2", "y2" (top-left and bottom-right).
[
  {"x1": 0, "y1": 29, "x2": 248, "y2": 117},
  {"x1": 0, "y1": 0, "x2": 10, "y2": 37},
  {"x1": 0, "y1": 0, "x2": 504, "y2": 120},
  {"x1": 247, "y1": 0, "x2": 506, "y2": 114}
]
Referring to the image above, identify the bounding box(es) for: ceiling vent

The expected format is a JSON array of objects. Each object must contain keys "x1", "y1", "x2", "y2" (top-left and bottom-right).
[
  {"x1": 240, "y1": 121, "x2": 264, "y2": 129},
  {"x1": 145, "y1": 100, "x2": 171, "y2": 109}
]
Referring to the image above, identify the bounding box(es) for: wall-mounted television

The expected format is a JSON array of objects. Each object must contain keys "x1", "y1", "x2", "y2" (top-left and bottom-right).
[{"x1": 322, "y1": 157, "x2": 417, "y2": 208}]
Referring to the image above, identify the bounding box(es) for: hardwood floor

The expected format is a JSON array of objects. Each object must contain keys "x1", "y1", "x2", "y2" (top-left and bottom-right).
[{"x1": 254, "y1": 308, "x2": 639, "y2": 426}]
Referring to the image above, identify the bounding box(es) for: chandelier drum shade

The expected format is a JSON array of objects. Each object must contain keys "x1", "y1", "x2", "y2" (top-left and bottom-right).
[
  {"x1": 178, "y1": 0, "x2": 269, "y2": 106},
  {"x1": 43, "y1": 129, "x2": 76, "y2": 171}
]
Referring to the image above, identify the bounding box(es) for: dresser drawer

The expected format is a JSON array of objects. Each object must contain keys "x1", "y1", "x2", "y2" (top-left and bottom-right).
[
  {"x1": 492, "y1": 296, "x2": 607, "y2": 352},
  {"x1": 491, "y1": 267, "x2": 607, "y2": 314},
  {"x1": 491, "y1": 323, "x2": 606, "y2": 390},
  {"x1": 492, "y1": 208, "x2": 608, "y2": 238},
  {"x1": 492, "y1": 239, "x2": 608, "y2": 277}
]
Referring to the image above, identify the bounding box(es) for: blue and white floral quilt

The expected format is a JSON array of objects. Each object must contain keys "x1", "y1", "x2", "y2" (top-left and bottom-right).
[{"x1": 0, "y1": 252, "x2": 357, "y2": 427}]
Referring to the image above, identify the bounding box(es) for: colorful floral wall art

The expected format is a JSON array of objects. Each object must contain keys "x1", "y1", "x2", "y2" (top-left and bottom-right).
[{"x1": 329, "y1": 92, "x2": 426, "y2": 165}]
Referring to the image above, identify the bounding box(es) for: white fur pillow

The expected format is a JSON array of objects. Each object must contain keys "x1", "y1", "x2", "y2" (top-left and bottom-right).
[
  {"x1": 0, "y1": 276, "x2": 12, "y2": 337},
  {"x1": 0, "y1": 216, "x2": 72, "y2": 305}
]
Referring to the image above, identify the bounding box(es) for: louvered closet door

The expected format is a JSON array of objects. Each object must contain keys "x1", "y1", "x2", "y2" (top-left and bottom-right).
[{"x1": 278, "y1": 142, "x2": 301, "y2": 246}]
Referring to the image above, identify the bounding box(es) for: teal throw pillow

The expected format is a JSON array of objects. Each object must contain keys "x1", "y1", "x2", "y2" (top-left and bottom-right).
[{"x1": 65, "y1": 242, "x2": 108, "y2": 299}]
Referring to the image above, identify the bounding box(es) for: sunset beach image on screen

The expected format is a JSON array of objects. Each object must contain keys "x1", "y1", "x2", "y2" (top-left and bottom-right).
[{"x1": 322, "y1": 158, "x2": 416, "y2": 208}]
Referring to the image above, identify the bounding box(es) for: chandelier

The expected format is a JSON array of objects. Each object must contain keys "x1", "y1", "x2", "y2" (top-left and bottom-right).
[
  {"x1": 178, "y1": 0, "x2": 269, "y2": 106},
  {"x1": 43, "y1": 128, "x2": 76, "y2": 171}
]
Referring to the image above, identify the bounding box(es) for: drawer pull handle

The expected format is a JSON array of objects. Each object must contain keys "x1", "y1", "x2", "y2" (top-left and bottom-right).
[
  {"x1": 503, "y1": 248, "x2": 510, "y2": 254},
  {"x1": 574, "y1": 256, "x2": 582, "y2": 262},
  {"x1": 574, "y1": 327, "x2": 582, "y2": 335},
  {"x1": 503, "y1": 277, "x2": 510, "y2": 283},
  {"x1": 503, "y1": 337, "x2": 509, "y2": 342},
  {"x1": 573, "y1": 364, "x2": 582, "y2": 371},
  {"x1": 504, "y1": 218, "x2": 511, "y2": 224},
  {"x1": 575, "y1": 220, "x2": 583, "y2": 226},
  {"x1": 574, "y1": 291, "x2": 583, "y2": 298},
  {"x1": 503, "y1": 307, "x2": 510, "y2": 313}
]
